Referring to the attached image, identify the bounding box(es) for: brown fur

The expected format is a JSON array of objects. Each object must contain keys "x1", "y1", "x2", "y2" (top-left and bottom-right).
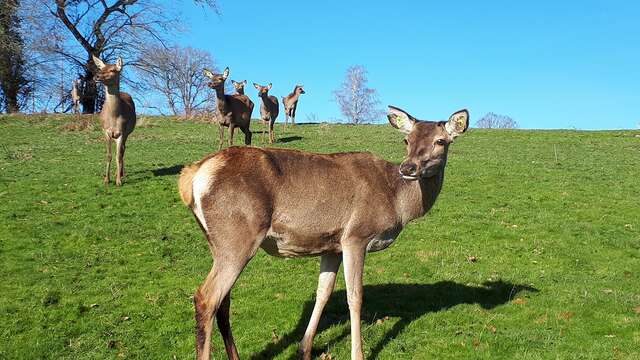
[
  {"x1": 204, "y1": 68, "x2": 254, "y2": 149},
  {"x1": 179, "y1": 163, "x2": 200, "y2": 207},
  {"x1": 183, "y1": 107, "x2": 469, "y2": 360},
  {"x1": 254, "y1": 83, "x2": 279, "y2": 144},
  {"x1": 282, "y1": 84, "x2": 305, "y2": 127},
  {"x1": 93, "y1": 56, "x2": 136, "y2": 186}
]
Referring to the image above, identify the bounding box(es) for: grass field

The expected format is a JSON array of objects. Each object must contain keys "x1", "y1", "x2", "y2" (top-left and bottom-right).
[{"x1": 1, "y1": 115, "x2": 639, "y2": 359}]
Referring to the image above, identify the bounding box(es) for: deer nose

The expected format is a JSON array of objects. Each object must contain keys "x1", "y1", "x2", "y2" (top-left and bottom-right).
[{"x1": 400, "y1": 162, "x2": 418, "y2": 176}]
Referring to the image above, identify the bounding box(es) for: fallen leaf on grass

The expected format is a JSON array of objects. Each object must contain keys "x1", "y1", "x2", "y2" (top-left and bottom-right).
[
  {"x1": 602, "y1": 289, "x2": 614, "y2": 294},
  {"x1": 512, "y1": 298, "x2": 527, "y2": 305},
  {"x1": 535, "y1": 314, "x2": 548, "y2": 324},
  {"x1": 90, "y1": 303, "x2": 99, "y2": 308},
  {"x1": 375, "y1": 316, "x2": 390, "y2": 325},
  {"x1": 320, "y1": 352, "x2": 333, "y2": 360},
  {"x1": 467, "y1": 256, "x2": 478, "y2": 263},
  {"x1": 271, "y1": 329, "x2": 280, "y2": 343},
  {"x1": 633, "y1": 306, "x2": 640, "y2": 314},
  {"x1": 487, "y1": 325, "x2": 497, "y2": 334},
  {"x1": 557, "y1": 311, "x2": 574, "y2": 320}
]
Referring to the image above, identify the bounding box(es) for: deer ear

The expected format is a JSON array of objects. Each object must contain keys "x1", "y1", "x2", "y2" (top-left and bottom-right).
[
  {"x1": 203, "y1": 68, "x2": 214, "y2": 79},
  {"x1": 253, "y1": 83, "x2": 260, "y2": 89},
  {"x1": 92, "y1": 55, "x2": 106, "y2": 70},
  {"x1": 242, "y1": 80, "x2": 247, "y2": 85},
  {"x1": 115, "y1": 57, "x2": 123, "y2": 71},
  {"x1": 445, "y1": 109, "x2": 469, "y2": 138},
  {"x1": 231, "y1": 80, "x2": 238, "y2": 85},
  {"x1": 222, "y1": 67, "x2": 229, "y2": 80},
  {"x1": 387, "y1": 106, "x2": 416, "y2": 134},
  {"x1": 267, "y1": 83, "x2": 272, "y2": 90}
]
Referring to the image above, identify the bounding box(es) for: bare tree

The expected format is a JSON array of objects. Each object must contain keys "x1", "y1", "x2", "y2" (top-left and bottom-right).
[
  {"x1": 333, "y1": 65, "x2": 383, "y2": 124},
  {"x1": 136, "y1": 45, "x2": 216, "y2": 117},
  {"x1": 20, "y1": 0, "x2": 218, "y2": 114},
  {"x1": 475, "y1": 112, "x2": 519, "y2": 129}
]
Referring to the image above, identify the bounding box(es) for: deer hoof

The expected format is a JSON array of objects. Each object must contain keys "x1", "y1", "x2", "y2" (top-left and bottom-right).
[{"x1": 104, "y1": 177, "x2": 110, "y2": 185}]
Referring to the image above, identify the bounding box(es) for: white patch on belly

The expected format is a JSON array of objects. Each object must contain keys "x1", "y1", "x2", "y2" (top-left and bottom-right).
[{"x1": 367, "y1": 227, "x2": 402, "y2": 253}]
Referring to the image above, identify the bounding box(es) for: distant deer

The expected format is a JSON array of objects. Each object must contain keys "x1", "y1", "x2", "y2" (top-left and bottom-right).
[
  {"x1": 178, "y1": 106, "x2": 470, "y2": 360},
  {"x1": 230, "y1": 80, "x2": 247, "y2": 95},
  {"x1": 92, "y1": 55, "x2": 136, "y2": 186},
  {"x1": 71, "y1": 79, "x2": 82, "y2": 116},
  {"x1": 203, "y1": 68, "x2": 254, "y2": 150},
  {"x1": 282, "y1": 84, "x2": 305, "y2": 128},
  {"x1": 253, "y1": 82, "x2": 279, "y2": 144}
]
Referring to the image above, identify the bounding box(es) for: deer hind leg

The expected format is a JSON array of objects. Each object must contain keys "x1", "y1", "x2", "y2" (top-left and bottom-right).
[
  {"x1": 115, "y1": 136, "x2": 125, "y2": 186},
  {"x1": 104, "y1": 135, "x2": 113, "y2": 185},
  {"x1": 343, "y1": 245, "x2": 366, "y2": 360},
  {"x1": 216, "y1": 292, "x2": 240, "y2": 360},
  {"x1": 194, "y1": 260, "x2": 245, "y2": 360},
  {"x1": 299, "y1": 253, "x2": 342, "y2": 359},
  {"x1": 261, "y1": 119, "x2": 267, "y2": 145}
]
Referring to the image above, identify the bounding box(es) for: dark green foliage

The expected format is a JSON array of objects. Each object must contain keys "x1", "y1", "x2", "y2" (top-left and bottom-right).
[{"x1": 0, "y1": 0, "x2": 29, "y2": 113}]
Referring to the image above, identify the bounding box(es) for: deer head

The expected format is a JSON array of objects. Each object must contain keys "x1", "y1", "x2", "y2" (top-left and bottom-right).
[
  {"x1": 253, "y1": 82, "x2": 272, "y2": 97},
  {"x1": 203, "y1": 67, "x2": 229, "y2": 89},
  {"x1": 294, "y1": 84, "x2": 305, "y2": 95},
  {"x1": 231, "y1": 80, "x2": 247, "y2": 94},
  {"x1": 388, "y1": 106, "x2": 469, "y2": 180},
  {"x1": 92, "y1": 55, "x2": 123, "y2": 86}
]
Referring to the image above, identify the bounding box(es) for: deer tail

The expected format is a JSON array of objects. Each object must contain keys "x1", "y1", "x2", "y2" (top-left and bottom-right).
[{"x1": 178, "y1": 162, "x2": 200, "y2": 208}]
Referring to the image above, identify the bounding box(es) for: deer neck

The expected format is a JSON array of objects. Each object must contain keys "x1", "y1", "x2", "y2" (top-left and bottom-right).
[
  {"x1": 102, "y1": 82, "x2": 121, "y2": 114},
  {"x1": 289, "y1": 92, "x2": 300, "y2": 102},
  {"x1": 393, "y1": 166, "x2": 445, "y2": 225},
  {"x1": 260, "y1": 93, "x2": 270, "y2": 103},
  {"x1": 213, "y1": 85, "x2": 228, "y2": 112}
]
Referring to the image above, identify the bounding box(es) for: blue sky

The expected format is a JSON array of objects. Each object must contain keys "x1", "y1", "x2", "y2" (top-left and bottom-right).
[{"x1": 179, "y1": 0, "x2": 639, "y2": 129}]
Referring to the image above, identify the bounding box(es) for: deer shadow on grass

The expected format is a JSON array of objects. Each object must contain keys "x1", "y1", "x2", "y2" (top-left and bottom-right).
[
  {"x1": 277, "y1": 136, "x2": 303, "y2": 143},
  {"x1": 151, "y1": 164, "x2": 184, "y2": 176},
  {"x1": 250, "y1": 280, "x2": 538, "y2": 360}
]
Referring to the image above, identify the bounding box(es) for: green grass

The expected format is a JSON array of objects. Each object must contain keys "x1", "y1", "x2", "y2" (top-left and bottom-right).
[{"x1": 1, "y1": 115, "x2": 639, "y2": 359}]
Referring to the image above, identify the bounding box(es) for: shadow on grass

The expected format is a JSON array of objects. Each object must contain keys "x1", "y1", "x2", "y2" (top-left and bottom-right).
[
  {"x1": 152, "y1": 164, "x2": 184, "y2": 177},
  {"x1": 277, "y1": 136, "x2": 303, "y2": 143},
  {"x1": 250, "y1": 280, "x2": 538, "y2": 360}
]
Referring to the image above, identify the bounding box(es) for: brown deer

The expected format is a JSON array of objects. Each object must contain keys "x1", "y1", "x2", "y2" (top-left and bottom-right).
[
  {"x1": 178, "y1": 106, "x2": 470, "y2": 360},
  {"x1": 253, "y1": 82, "x2": 279, "y2": 144},
  {"x1": 71, "y1": 78, "x2": 82, "y2": 116},
  {"x1": 203, "y1": 68, "x2": 254, "y2": 150},
  {"x1": 230, "y1": 80, "x2": 247, "y2": 95},
  {"x1": 92, "y1": 55, "x2": 136, "y2": 186},
  {"x1": 282, "y1": 84, "x2": 305, "y2": 128}
]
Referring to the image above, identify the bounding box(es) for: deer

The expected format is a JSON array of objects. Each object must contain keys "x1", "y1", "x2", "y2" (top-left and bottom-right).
[
  {"x1": 230, "y1": 80, "x2": 247, "y2": 95},
  {"x1": 203, "y1": 68, "x2": 254, "y2": 150},
  {"x1": 178, "y1": 105, "x2": 470, "y2": 360},
  {"x1": 253, "y1": 82, "x2": 279, "y2": 144},
  {"x1": 282, "y1": 84, "x2": 305, "y2": 129},
  {"x1": 71, "y1": 78, "x2": 82, "y2": 116},
  {"x1": 92, "y1": 55, "x2": 136, "y2": 186}
]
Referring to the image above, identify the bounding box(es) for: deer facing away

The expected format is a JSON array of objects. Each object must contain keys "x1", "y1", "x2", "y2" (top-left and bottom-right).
[
  {"x1": 178, "y1": 106, "x2": 469, "y2": 359},
  {"x1": 92, "y1": 56, "x2": 136, "y2": 186},
  {"x1": 282, "y1": 84, "x2": 305, "y2": 128},
  {"x1": 253, "y1": 82, "x2": 279, "y2": 144},
  {"x1": 203, "y1": 68, "x2": 254, "y2": 150}
]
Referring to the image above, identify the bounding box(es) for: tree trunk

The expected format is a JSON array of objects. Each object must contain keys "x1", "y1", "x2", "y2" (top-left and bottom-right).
[{"x1": 82, "y1": 65, "x2": 98, "y2": 114}]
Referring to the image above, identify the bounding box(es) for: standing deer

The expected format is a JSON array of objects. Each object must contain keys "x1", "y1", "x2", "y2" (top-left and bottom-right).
[
  {"x1": 253, "y1": 82, "x2": 279, "y2": 144},
  {"x1": 203, "y1": 68, "x2": 254, "y2": 150},
  {"x1": 178, "y1": 106, "x2": 470, "y2": 360},
  {"x1": 282, "y1": 84, "x2": 305, "y2": 129},
  {"x1": 230, "y1": 80, "x2": 247, "y2": 95},
  {"x1": 92, "y1": 55, "x2": 136, "y2": 186},
  {"x1": 71, "y1": 78, "x2": 82, "y2": 116}
]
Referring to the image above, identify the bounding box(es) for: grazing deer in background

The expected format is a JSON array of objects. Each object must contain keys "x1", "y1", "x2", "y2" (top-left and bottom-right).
[
  {"x1": 253, "y1": 82, "x2": 279, "y2": 144},
  {"x1": 92, "y1": 55, "x2": 136, "y2": 186},
  {"x1": 203, "y1": 68, "x2": 254, "y2": 150},
  {"x1": 71, "y1": 79, "x2": 82, "y2": 116},
  {"x1": 282, "y1": 84, "x2": 305, "y2": 128},
  {"x1": 230, "y1": 80, "x2": 247, "y2": 95},
  {"x1": 178, "y1": 106, "x2": 470, "y2": 360}
]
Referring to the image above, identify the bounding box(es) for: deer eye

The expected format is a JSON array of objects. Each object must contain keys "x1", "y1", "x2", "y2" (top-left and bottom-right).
[{"x1": 436, "y1": 139, "x2": 446, "y2": 146}]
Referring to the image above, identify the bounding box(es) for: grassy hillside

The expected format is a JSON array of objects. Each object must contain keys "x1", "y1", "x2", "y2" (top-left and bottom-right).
[{"x1": 1, "y1": 115, "x2": 639, "y2": 359}]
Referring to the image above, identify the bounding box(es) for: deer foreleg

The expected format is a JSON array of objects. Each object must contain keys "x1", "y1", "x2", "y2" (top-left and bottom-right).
[
  {"x1": 228, "y1": 124, "x2": 236, "y2": 146},
  {"x1": 299, "y1": 253, "x2": 342, "y2": 359},
  {"x1": 115, "y1": 136, "x2": 125, "y2": 186},
  {"x1": 218, "y1": 124, "x2": 225, "y2": 150},
  {"x1": 343, "y1": 244, "x2": 366, "y2": 360},
  {"x1": 104, "y1": 135, "x2": 113, "y2": 185}
]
